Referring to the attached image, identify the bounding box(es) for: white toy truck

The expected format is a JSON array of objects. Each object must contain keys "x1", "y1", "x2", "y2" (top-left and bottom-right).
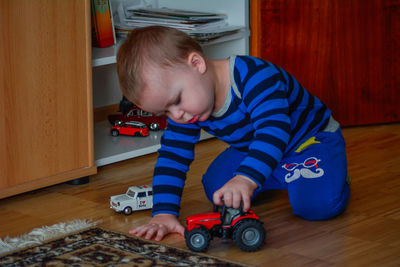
[{"x1": 110, "y1": 185, "x2": 153, "y2": 215}]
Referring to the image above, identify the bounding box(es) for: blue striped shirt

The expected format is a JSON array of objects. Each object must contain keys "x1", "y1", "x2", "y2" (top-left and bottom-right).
[{"x1": 152, "y1": 55, "x2": 331, "y2": 216}]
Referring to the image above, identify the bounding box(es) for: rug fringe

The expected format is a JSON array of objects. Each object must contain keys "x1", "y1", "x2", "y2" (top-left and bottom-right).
[{"x1": 0, "y1": 219, "x2": 100, "y2": 255}]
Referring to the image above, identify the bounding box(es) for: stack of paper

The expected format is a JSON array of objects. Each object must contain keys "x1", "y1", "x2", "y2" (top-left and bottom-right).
[
  {"x1": 117, "y1": 7, "x2": 242, "y2": 43},
  {"x1": 125, "y1": 8, "x2": 226, "y2": 29}
]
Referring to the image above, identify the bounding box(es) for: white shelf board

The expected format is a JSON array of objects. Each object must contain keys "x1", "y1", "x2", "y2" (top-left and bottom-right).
[
  {"x1": 91, "y1": 29, "x2": 248, "y2": 67},
  {"x1": 92, "y1": 39, "x2": 123, "y2": 67},
  {"x1": 94, "y1": 121, "x2": 214, "y2": 166}
]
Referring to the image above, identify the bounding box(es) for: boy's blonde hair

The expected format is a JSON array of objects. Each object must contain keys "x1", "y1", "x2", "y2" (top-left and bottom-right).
[{"x1": 117, "y1": 26, "x2": 204, "y2": 103}]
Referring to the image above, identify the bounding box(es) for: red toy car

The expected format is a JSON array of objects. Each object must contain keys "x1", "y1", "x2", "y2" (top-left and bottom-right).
[
  {"x1": 110, "y1": 121, "x2": 149, "y2": 137},
  {"x1": 184, "y1": 206, "x2": 266, "y2": 252},
  {"x1": 108, "y1": 106, "x2": 167, "y2": 131}
]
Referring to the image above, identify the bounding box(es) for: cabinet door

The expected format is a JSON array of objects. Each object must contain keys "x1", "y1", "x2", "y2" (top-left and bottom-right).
[
  {"x1": 0, "y1": 0, "x2": 96, "y2": 198},
  {"x1": 250, "y1": 0, "x2": 400, "y2": 126}
]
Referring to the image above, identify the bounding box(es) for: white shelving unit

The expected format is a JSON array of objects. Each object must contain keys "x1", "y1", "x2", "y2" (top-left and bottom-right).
[{"x1": 93, "y1": 0, "x2": 249, "y2": 167}]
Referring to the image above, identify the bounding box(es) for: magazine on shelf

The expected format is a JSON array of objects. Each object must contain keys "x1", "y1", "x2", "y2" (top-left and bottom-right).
[
  {"x1": 123, "y1": 18, "x2": 228, "y2": 31},
  {"x1": 188, "y1": 26, "x2": 244, "y2": 43},
  {"x1": 126, "y1": 8, "x2": 227, "y2": 21},
  {"x1": 112, "y1": 5, "x2": 244, "y2": 43},
  {"x1": 124, "y1": 7, "x2": 228, "y2": 31}
]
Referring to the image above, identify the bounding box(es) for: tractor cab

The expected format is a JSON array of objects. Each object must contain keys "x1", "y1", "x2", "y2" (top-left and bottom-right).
[{"x1": 215, "y1": 205, "x2": 246, "y2": 226}]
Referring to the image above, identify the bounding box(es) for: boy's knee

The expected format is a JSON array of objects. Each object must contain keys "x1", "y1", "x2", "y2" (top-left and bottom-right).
[{"x1": 291, "y1": 184, "x2": 350, "y2": 221}]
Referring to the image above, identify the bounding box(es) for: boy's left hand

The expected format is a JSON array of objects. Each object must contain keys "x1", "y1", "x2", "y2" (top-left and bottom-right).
[{"x1": 213, "y1": 175, "x2": 258, "y2": 212}]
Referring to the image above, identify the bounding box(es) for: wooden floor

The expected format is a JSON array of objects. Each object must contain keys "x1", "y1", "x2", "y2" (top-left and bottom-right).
[{"x1": 1, "y1": 123, "x2": 399, "y2": 266}]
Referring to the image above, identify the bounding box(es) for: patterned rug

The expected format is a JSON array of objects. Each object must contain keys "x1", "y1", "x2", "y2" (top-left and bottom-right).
[{"x1": 0, "y1": 227, "x2": 249, "y2": 266}]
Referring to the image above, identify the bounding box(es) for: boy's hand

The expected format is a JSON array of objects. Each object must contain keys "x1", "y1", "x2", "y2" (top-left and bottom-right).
[
  {"x1": 129, "y1": 213, "x2": 185, "y2": 241},
  {"x1": 213, "y1": 175, "x2": 258, "y2": 212}
]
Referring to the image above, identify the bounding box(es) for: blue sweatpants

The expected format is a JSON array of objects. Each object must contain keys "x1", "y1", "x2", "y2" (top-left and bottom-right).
[{"x1": 202, "y1": 127, "x2": 350, "y2": 221}]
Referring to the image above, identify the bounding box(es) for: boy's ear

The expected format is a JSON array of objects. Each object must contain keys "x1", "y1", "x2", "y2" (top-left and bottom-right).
[{"x1": 187, "y1": 52, "x2": 206, "y2": 74}]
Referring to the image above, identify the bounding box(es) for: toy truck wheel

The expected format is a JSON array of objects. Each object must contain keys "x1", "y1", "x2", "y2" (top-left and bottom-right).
[
  {"x1": 233, "y1": 219, "x2": 265, "y2": 252},
  {"x1": 123, "y1": 206, "x2": 133, "y2": 215},
  {"x1": 111, "y1": 130, "x2": 119, "y2": 136},
  {"x1": 185, "y1": 227, "x2": 211, "y2": 252},
  {"x1": 149, "y1": 123, "x2": 160, "y2": 131}
]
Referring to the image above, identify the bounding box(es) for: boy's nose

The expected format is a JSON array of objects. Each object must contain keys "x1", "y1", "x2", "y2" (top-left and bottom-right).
[{"x1": 169, "y1": 106, "x2": 184, "y2": 120}]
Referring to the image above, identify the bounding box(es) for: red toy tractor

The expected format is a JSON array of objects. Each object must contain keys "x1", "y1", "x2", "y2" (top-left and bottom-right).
[{"x1": 184, "y1": 206, "x2": 266, "y2": 252}]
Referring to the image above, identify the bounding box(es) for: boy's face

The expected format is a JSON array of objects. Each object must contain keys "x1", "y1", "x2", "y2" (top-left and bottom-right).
[{"x1": 138, "y1": 53, "x2": 215, "y2": 124}]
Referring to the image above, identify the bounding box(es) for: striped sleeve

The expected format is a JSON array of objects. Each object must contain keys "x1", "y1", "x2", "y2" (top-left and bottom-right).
[
  {"x1": 152, "y1": 119, "x2": 201, "y2": 216},
  {"x1": 233, "y1": 57, "x2": 291, "y2": 187}
]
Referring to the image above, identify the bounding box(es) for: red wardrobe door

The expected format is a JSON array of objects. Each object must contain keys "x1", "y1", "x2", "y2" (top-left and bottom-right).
[{"x1": 250, "y1": 0, "x2": 400, "y2": 126}]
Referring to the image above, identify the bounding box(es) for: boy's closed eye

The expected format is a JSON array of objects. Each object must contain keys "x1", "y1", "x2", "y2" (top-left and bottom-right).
[
  {"x1": 170, "y1": 92, "x2": 181, "y2": 106},
  {"x1": 153, "y1": 92, "x2": 182, "y2": 117},
  {"x1": 174, "y1": 95, "x2": 181, "y2": 105}
]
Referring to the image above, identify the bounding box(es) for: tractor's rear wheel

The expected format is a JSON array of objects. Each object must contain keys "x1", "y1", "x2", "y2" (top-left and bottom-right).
[
  {"x1": 233, "y1": 219, "x2": 265, "y2": 252},
  {"x1": 184, "y1": 227, "x2": 211, "y2": 252}
]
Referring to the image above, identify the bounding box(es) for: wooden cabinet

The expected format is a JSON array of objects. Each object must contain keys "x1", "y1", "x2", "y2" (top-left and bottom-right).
[
  {"x1": 0, "y1": 0, "x2": 249, "y2": 198},
  {"x1": 0, "y1": 0, "x2": 97, "y2": 198},
  {"x1": 250, "y1": 0, "x2": 400, "y2": 126}
]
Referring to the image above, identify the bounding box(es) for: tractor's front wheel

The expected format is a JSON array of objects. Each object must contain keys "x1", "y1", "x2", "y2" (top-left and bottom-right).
[
  {"x1": 233, "y1": 219, "x2": 265, "y2": 252},
  {"x1": 185, "y1": 227, "x2": 211, "y2": 252}
]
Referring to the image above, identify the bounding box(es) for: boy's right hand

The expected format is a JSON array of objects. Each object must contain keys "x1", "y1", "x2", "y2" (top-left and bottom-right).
[
  {"x1": 129, "y1": 213, "x2": 185, "y2": 241},
  {"x1": 213, "y1": 174, "x2": 258, "y2": 212}
]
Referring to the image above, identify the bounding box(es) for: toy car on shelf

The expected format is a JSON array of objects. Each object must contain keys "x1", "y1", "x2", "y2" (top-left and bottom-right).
[
  {"x1": 110, "y1": 121, "x2": 149, "y2": 137},
  {"x1": 110, "y1": 185, "x2": 153, "y2": 215},
  {"x1": 184, "y1": 205, "x2": 266, "y2": 252},
  {"x1": 108, "y1": 105, "x2": 167, "y2": 131}
]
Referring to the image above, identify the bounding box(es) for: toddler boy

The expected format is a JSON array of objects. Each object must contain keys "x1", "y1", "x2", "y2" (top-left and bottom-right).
[{"x1": 117, "y1": 26, "x2": 350, "y2": 241}]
